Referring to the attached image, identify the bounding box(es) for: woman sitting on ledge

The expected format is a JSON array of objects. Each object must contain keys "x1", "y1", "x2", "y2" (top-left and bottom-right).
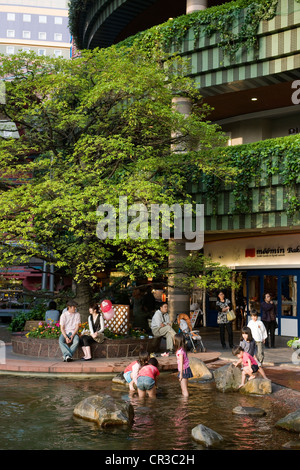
[{"x1": 80, "y1": 303, "x2": 105, "y2": 361}]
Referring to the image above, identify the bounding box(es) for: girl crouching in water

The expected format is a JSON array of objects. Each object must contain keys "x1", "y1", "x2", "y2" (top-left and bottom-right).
[
  {"x1": 123, "y1": 350, "x2": 149, "y2": 393},
  {"x1": 174, "y1": 333, "x2": 193, "y2": 397}
]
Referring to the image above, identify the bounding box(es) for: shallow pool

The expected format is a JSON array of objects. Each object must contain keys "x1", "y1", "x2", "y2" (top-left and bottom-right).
[{"x1": 0, "y1": 373, "x2": 296, "y2": 450}]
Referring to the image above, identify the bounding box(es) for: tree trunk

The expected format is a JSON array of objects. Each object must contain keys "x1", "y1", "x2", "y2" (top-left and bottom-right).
[
  {"x1": 74, "y1": 278, "x2": 93, "y2": 323},
  {"x1": 168, "y1": 239, "x2": 190, "y2": 323}
]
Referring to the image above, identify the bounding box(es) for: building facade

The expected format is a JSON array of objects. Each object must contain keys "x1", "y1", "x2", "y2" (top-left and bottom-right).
[
  {"x1": 0, "y1": 0, "x2": 71, "y2": 58},
  {"x1": 69, "y1": 0, "x2": 300, "y2": 337}
]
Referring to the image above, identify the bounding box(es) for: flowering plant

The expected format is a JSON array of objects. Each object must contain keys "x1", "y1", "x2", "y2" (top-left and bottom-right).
[
  {"x1": 130, "y1": 328, "x2": 148, "y2": 338},
  {"x1": 103, "y1": 328, "x2": 126, "y2": 339},
  {"x1": 26, "y1": 320, "x2": 61, "y2": 339},
  {"x1": 26, "y1": 320, "x2": 89, "y2": 339}
]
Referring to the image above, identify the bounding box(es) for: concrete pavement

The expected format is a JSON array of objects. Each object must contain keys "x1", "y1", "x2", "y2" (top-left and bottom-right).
[{"x1": 0, "y1": 327, "x2": 299, "y2": 391}]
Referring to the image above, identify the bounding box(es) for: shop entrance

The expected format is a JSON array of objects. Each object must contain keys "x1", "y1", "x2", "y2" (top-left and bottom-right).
[
  {"x1": 205, "y1": 269, "x2": 299, "y2": 337},
  {"x1": 247, "y1": 269, "x2": 299, "y2": 337}
]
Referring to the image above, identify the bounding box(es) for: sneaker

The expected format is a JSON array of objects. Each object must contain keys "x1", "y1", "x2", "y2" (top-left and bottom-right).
[
  {"x1": 66, "y1": 356, "x2": 72, "y2": 362},
  {"x1": 167, "y1": 350, "x2": 175, "y2": 355},
  {"x1": 161, "y1": 352, "x2": 169, "y2": 357}
]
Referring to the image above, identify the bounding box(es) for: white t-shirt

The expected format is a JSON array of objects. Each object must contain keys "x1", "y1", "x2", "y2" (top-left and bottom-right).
[{"x1": 247, "y1": 319, "x2": 267, "y2": 342}]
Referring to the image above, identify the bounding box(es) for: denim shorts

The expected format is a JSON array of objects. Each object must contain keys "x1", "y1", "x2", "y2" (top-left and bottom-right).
[
  {"x1": 124, "y1": 371, "x2": 132, "y2": 383},
  {"x1": 137, "y1": 376, "x2": 155, "y2": 391}
]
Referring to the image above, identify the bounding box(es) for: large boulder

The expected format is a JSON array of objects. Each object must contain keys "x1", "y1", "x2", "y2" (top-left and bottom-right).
[
  {"x1": 240, "y1": 378, "x2": 272, "y2": 395},
  {"x1": 191, "y1": 424, "x2": 224, "y2": 448},
  {"x1": 275, "y1": 409, "x2": 300, "y2": 433},
  {"x1": 189, "y1": 357, "x2": 213, "y2": 381},
  {"x1": 73, "y1": 394, "x2": 134, "y2": 427},
  {"x1": 213, "y1": 363, "x2": 242, "y2": 392}
]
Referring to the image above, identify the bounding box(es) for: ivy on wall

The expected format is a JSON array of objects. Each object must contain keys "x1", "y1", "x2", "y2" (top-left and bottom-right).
[
  {"x1": 69, "y1": 0, "x2": 279, "y2": 56},
  {"x1": 119, "y1": 0, "x2": 279, "y2": 57},
  {"x1": 197, "y1": 134, "x2": 300, "y2": 218}
]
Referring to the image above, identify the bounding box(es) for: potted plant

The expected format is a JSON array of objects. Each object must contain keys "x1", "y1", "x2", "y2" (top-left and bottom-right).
[{"x1": 287, "y1": 337, "x2": 300, "y2": 349}]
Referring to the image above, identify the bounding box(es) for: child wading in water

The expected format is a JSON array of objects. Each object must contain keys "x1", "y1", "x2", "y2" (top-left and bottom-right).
[
  {"x1": 136, "y1": 356, "x2": 160, "y2": 398},
  {"x1": 123, "y1": 350, "x2": 149, "y2": 393},
  {"x1": 174, "y1": 333, "x2": 193, "y2": 397}
]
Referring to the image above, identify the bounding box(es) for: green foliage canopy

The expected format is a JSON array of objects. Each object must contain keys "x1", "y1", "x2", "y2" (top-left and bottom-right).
[{"x1": 0, "y1": 47, "x2": 227, "y2": 290}]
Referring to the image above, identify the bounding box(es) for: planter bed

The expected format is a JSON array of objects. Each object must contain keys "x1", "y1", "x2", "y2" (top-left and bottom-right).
[{"x1": 11, "y1": 335, "x2": 161, "y2": 359}]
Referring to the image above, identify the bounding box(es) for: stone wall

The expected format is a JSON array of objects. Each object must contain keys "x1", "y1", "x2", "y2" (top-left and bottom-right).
[{"x1": 11, "y1": 335, "x2": 161, "y2": 359}]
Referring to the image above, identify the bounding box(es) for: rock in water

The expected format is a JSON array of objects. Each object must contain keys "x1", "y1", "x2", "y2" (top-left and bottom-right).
[
  {"x1": 240, "y1": 378, "x2": 272, "y2": 395},
  {"x1": 276, "y1": 409, "x2": 300, "y2": 433},
  {"x1": 112, "y1": 372, "x2": 128, "y2": 386},
  {"x1": 232, "y1": 406, "x2": 266, "y2": 416},
  {"x1": 189, "y1": 357, "x2": 213, "y2": 380},
  {"x1": 213, "y1": 363, "x2": 242, "y2": 392},
  {"x1": 191, "y1": 424, "x2": 224, "y2": 448},
  {"x1": 73, "y1": 394, "x2": 134, "y2": 427}
]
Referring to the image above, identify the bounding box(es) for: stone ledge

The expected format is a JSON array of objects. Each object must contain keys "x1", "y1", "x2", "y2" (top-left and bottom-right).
[{"x1": 11, "y1": 335, "x2": 161, "y2": 359}]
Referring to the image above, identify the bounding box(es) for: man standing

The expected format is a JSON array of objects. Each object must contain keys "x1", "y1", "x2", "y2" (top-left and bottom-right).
[
  {"x1": 59, "y1": 300, "x2": 81, "y2": 362},
  {"x1": 151, "y1": 303, "x2": 176, "y2": 353}
]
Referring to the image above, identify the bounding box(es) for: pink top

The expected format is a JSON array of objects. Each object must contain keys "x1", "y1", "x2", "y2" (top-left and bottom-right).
[
  {"x1": 242, "y1": 351, "x2": 258, "y2": 367},
  {"x1": 60, "y1": 311, "x2": 81, "y2": 334},
  {"x1": 138, "y1": 364, "x2": 160, "y2": 380},
  {"x1": 176, "y1": 347, "x2": 190, "y2": 371},
  {"x1": 124, "y1": 360, "x2": 140, "y2": 384}
]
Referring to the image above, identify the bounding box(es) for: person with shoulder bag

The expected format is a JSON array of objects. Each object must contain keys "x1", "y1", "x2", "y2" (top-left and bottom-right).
[{"x1": 216, "y1": 291, "x2": 234, "y2": 349}]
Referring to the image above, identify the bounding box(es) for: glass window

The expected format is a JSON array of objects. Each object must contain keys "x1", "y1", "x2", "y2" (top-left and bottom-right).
[
  {"x1": 6, "y1": 46, "x2": 14, "y2": 54},
  {"x1": 38, "y1": 49, "x2": 46, "y2": 56},
  {"x1": 7, "y1": 13, "x2": 15, "y2": 21},
  {"x1": 39, "y1": 32, "x2": 47, "y2": 40},
  {"x1": 23, "y1": 31, "x2": 31, "y2": 39},
  {"x1": 23, "y1": 14, "x2": 31, "y2": 22},
  {"x1": 263, "y1": 275, "x2": 278, "y2": 304},
  {"x1": 54, "y1": 17, "x2": 63, "y2": 25},
  {"x1": 54, "y1": 33, "x2": 62, "y2": 41},
  {"x1": 7, "y1": 30, "x2": 15, "y2": 38},
  {"x1": 54, "y1": 50, "x2": 62, "y2": 57},
  {"x1": 281, "y1": 275, "x2": 297, "y2": 317},
  {"x1": 248, "y1": 276, "x2": 260, "y2": 312},
  {"x1": 39, "y1": 16, "x2": 47, "y2": 23}
]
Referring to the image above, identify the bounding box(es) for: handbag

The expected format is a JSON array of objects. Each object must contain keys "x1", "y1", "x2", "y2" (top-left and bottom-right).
[{"x1": 227, "y1": 310, "x2": 236, "y2": 321}]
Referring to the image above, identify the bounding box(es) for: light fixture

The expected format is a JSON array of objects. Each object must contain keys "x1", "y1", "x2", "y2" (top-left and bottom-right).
[{"x1": 251, "y1": 97, "x2": 258, "y2": 101}]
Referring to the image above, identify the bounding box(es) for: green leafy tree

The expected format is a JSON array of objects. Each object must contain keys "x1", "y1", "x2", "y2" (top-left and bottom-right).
[{"x1": 0, "y1": 46, "x2": 229, "y2": 320}]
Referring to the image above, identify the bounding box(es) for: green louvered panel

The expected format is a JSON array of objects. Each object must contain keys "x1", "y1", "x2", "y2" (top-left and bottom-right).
[
  {"x1": 196, "y1": 183, "x2": 300, "y2": 231},
  {"x1": 178, "y1": 0, "x2": 300, "y2": 93}
]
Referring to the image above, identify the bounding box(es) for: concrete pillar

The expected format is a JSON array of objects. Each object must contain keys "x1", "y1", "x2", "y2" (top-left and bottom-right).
[
  {"x1": 186, "y1": 0, "x2": 207, "y2": 14},
  {"x1": 172, "y1": 96, "x2": 192, "y2": 118},
  {"x1": 49, "y1": 264, "x2": 55, "y2": 292},
  {"x1": 41, "y1": 261, "x2": 47, "y2": 290},
  {"x1": 171, "y1": 96, "x2": 192, "y2": 153}
]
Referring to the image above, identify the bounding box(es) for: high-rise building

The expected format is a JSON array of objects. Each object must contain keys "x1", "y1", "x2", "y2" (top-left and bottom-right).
[{"x1": 0, "y1": 0, "x2": 71, "y2": 58}]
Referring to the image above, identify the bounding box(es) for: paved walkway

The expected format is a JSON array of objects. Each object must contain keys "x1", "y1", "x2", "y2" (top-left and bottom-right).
[{"x1": 1, "y1": 327, "x2": 299, "y2": 391}]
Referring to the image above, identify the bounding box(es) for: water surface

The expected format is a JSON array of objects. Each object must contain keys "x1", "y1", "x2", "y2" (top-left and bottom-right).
[{"x1": 0, "y1": 373, "x2": 295, "y2": 450}]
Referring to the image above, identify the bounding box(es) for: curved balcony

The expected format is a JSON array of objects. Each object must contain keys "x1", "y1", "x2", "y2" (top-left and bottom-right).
[{"x1": 69, "y1": 0, "x2": 228, "y2": 50}]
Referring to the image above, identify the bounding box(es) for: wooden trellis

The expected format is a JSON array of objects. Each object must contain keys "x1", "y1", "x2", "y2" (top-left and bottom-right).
[{"x1": 105, "y1": 304, "x2": 130, "y2": 335}]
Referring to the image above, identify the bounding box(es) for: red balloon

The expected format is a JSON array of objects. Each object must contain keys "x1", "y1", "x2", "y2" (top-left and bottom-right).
[
  {"x1": 103, "y1": 307, "x2": 115, "y2": 321},
  {"x1": 100, "y1": 300, "x2": 112, "y2": 313}
]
